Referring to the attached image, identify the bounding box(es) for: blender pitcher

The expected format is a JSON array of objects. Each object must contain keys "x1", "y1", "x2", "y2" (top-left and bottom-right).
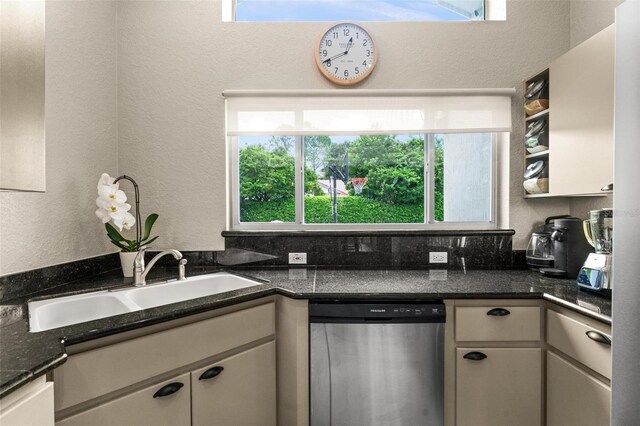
[
  {"x1": 583, "y1": 208, "x2": 613, "y2": 254},
  {"x1": 578, "y1": 208, "x2": 613, "y2": 293}
]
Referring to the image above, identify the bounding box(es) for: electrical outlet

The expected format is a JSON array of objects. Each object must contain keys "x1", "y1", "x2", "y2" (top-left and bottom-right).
[
  {"x1": 429, "y1": 252, "x2": 448, "y2": 264},
  {"x1": 288, "y1": 252, "x2": 307, "y2": 264}
]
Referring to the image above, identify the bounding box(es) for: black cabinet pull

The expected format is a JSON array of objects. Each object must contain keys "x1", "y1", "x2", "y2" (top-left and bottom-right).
[
  {"x1": 199, "y1": 366, "x2": 224, "y2": 381},
  {"x1": 486, "y1": 308, "x2": 511, "y2": 317},
  {"x1": 153, "y1": 382, "x2": 184, "y2": 398},
  {"x1": 463, "y1": 351, "x2": 488, "y2": 361},
  {"x1": 586, "y1": 330, "x2": 611, "y2": 346}
]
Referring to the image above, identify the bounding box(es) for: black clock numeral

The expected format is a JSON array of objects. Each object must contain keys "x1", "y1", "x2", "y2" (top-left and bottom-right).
[
  {"x1": 326, "y1": 60, "x2": 331, "y2": 67},
  {"x1": 322, "y1": 50, "x2": 327, "y2": 57},
  {"x1": 363, "y1": 39, "x2": 368, "y2": 47},
  {"x1": 334, "y1": 67, "x2": 338, "y2": 74},
  {"x1": 366, "y1": 50, "x2": 371, "y2": 57},
  {"x1": 355, "y1": 67, "x2": 359, "y2": 74},
  {"x1": 343, "y1": 28, "x2": 350, "y2": 36},
  {"x1": 344, "y1": 69, "x2": 349, "y2": 77},
  {"x1": 325, "y1": 40, "x2": 332, "y2": 47},
  {"x1": 333, "y1": 32, "x2": 338, "y2": 39},
  {"x1": 362, "y1": 60, "x2": 367, "y2": 66}
]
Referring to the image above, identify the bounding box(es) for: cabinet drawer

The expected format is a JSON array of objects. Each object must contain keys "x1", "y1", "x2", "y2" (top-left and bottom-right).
[
  {"x1": 191, "y1": 341, "x2": 276, "y2": 426},
  {"x1": 56, "y1": 373, "x2": 190, "y2": 426},
  {"x1": 547, "y1": 309, "x2": 611, "y2": 379},
  {"x1": 456, "y1": 348, "x2": 541, "y2": 426},
  {"x1": 55, "y1": 301, "x2": 275, "y2": 410},
  {"x1": 546, "y1": 351, "x2": 610, "y2": 426},
  {"x1": 456, "y1": 306, "x2": 540, "y2": 341}
]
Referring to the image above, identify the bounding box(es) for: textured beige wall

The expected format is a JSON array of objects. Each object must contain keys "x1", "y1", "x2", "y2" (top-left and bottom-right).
[
  {"x1": 0, "y1": 1, "x2": 118, "y2": 275},
  {"x1": 570, "y1": 0, "x2": 624, "y2": 48},
  {"x1": 566, "y1": 0, "x2": 620, "y2": 219},
  {"x1": 117, "y1": 0, "x2": 573, "y2": 251}
]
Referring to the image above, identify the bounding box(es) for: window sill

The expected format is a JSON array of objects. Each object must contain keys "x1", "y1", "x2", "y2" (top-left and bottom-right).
[{"x1": 222, "y1": 229, "x2": 515, "y2": 238}]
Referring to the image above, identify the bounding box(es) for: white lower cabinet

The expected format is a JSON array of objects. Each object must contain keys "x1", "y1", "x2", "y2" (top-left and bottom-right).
[
  {"x1": 455, "y1": 348, "x2": 541, "y2": 426},
  {"x1": 53, "y1": 299, "x2": 276, "y2": 426},
  {"x1": 0, "y1": 377, "x2": 54, "y2": 426},
  {"x1": 191, "y1": 341, "x2": 276, "y2": 426},
  {"x1": 546, "y1": 351, "x2": 610, "y2": 426},
  {"x1": 57, "y1": 373, "x2": 191, "y2": 426}
]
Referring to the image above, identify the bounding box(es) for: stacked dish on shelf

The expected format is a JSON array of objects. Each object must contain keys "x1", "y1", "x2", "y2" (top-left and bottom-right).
[
  {"x1": 523, "y1": 77, "x2": 550, "y2": 195},
  {"x1": 524, "y1": 78, "x2": 548, "y2": 116}
]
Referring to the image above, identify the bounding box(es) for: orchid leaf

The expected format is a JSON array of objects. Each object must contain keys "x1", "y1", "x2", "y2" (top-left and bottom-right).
[
  {"x1": 141, "y1": 235, "x2": 159, "y2": 247},
  {"x1": 105, "y1": 223, "x2": 126, "y2": 242},
  {"x1": 108, "y1": 239, "x2": 129, "y2": 250},
  {"x1": 142, "y1": 214, "x2": 158, "y2": 241}
]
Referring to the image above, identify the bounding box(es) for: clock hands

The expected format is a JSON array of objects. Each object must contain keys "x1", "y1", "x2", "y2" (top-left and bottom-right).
[
  {"x1": 322, "y1": 52, "x2": 346, "y2": 64},
  {"x1": 322, "y1": 37, "x2": 355, "y2": 64},
  {"x1": 345, "y1": 37, "x2": 353, "y2": 53}
]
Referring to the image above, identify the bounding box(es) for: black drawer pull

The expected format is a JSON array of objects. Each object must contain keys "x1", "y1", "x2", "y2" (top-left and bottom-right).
[
  {"x1": 463, "y1": 351, "x2": 488, "y2": 361},
  {"x1": 153, "y1": 382, "x2": 184, "y2": 398},
  {"x1": 199, "y1": 366, "x2": 224, "y2": 381},
  {"x1": 486, "y1": 308, "x2": 511, "y2": 317},
  {"x1": 586, "y1": 330, "x2": 611, "y2": 346}
]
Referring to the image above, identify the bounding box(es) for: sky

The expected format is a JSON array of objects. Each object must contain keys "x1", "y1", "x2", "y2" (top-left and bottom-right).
[{"x1": 235, "y1": 0, "x2": 482, "y2": 22}]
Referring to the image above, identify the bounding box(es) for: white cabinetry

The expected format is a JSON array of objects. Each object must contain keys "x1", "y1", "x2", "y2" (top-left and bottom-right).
[
  {"x1": 546, "y1": 307, "x2": 611, "y2": 426},
  {"x1": 53, "y1": 298, "x2": 276, "y2": 426},
  {"x1": 0, "y1": 377, "x2": 54, "y2": 426}
]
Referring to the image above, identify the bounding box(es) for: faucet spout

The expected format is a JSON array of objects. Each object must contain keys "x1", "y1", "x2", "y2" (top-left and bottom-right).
[{"x1": 134, "y1": 248, "x2": 185, "y2": 286}]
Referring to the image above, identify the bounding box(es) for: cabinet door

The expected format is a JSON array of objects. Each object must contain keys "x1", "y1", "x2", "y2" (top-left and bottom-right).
[
  {"x1": 0, "y1": 381, "x2": 54, "y2": 426},
  {"x1": 547, "y1": 351, "x2": 610, "y2": 426},
  {"x1": 456, "y1": 348, "x2": 541, "y2": 426},
  {"x1": 56, "y1": 373, "x2": 190, "y2": 426},
  {"x1": 548, "y1": 25, "x2": 614, "y2": 195},
  {"x1": 191, "y1": 341, "x2": 276, "y2": 426}
]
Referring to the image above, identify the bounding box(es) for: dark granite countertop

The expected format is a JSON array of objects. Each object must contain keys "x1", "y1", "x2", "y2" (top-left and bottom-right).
[{"x1": 0, "y1": 267, "x2": 611, "y2": 398}]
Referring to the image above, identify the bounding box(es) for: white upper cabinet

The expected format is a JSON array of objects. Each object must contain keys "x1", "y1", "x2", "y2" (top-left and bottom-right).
[
  {"x1": 0, "y1": 0, "x2": 46, "y2": 192},
  {"x1": 548, "y1": 25, "x2": 614, "y2": 196}
]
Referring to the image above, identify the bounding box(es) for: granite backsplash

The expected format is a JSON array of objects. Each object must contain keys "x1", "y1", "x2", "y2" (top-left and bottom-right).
[{"x1": 0, "y1": 230, "x2": 525, "y2": 303}]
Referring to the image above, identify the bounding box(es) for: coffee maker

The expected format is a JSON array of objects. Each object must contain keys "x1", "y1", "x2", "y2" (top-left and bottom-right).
[
  {"x1": 577, "y1": 208, "x2": 613, "y2": 294},
  {"x1": 539, "y1": 216, "x2": 592, "y2": 278},
  {"x1": 526, "y1": 215, "x2": 571, "y2": 270}
]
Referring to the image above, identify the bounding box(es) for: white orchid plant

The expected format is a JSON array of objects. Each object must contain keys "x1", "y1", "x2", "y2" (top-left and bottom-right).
[{"x1": 95, "y1": 173, "x2": 158, "y2": 252}]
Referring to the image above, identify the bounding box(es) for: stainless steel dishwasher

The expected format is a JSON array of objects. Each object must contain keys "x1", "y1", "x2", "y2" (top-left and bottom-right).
[{"x1": 310, "y1": 301, "x2": 446, "y2": 426}]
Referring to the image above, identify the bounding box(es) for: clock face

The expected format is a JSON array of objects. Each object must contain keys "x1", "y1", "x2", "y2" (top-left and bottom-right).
[{"x1": 315, "y1": 23, "x2": 377, "y2": 86}]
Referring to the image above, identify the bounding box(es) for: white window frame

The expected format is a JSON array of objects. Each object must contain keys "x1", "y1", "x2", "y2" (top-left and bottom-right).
[
  {"x1": 229, "y1": 133, "x2": 497, "y2": 231},
  {"x1": 222, "y1": 0, "x2": 505, "y2": 22}
]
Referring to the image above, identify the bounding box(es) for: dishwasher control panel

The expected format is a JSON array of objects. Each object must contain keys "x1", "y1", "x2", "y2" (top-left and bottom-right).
[{"x1": 310, "y1": 302, "x2": 446, "y2": 323}]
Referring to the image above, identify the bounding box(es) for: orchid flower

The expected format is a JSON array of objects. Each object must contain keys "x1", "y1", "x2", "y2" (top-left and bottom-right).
[
  {"x1": 113, "y1": 211, "x2": 136, "y2": 232},
  {"x1": 95, "y1": 172, "x2": 159, "y2": 252},
  {"x1": 98, "y1": 184, "x2": 127, "y2": 204}
]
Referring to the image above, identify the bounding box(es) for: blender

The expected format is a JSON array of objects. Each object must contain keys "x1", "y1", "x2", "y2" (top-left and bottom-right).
[{"x1": 577, "y1": 208, "x2": 613, "y2": 294}]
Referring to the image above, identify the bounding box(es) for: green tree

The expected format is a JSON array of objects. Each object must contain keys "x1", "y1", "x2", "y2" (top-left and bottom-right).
[
  {"x1": 239, "y1": 144, "x2": 322, "y2": 203},
  {"x1": 304, "y1": 136, "x2": 332, "y2": 174},
  {"x1": 239, "y1": 145, "x2": 295, "y2": 201},
  {"x1": 268, "y1": 136, "x2": 294, "y2": 151},
  {"x1": 346, "y1": 135, "x2": 425, "y2": 205},
  {"x1": 433, "y1": 136, "x2": 444, "y2": 221}
]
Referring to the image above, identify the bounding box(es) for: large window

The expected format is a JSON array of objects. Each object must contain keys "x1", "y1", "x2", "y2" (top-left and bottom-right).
[
  {"x1": 233, "y1": 133, "x2": 495, "y2": 228},
  {"x1": 224, "y1": 0, "x2": 485, "y2": 22},
  {"x1": 226, "y1": 90, "x2": 511, "y2": 230}
]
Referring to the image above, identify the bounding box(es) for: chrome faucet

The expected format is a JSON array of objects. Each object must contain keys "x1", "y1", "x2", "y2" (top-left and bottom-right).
[{"x1": 133, "y1": 246, "x2": 187, "y2": 286}]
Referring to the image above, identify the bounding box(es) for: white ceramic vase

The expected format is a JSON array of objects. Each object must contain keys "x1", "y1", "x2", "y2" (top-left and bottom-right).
[{"x1": 119, "y1": 251, "x2": 139, "y2": 278}]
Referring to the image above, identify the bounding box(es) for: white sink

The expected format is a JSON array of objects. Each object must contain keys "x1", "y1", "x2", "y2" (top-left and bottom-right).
[
  {"x1": 123, "y1": 273, "x2": 264, "y2": 309},
  {"x1": 28, "y1": 273, "x2": 264, "y2": 332},
  {"x1": 28, "y1": 292, "x2": 140, "y2": 332}
]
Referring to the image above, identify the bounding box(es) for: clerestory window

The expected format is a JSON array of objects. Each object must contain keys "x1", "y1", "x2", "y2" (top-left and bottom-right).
[{"x1": 224, "y1": 0, "x2": 486, "y2": 22}]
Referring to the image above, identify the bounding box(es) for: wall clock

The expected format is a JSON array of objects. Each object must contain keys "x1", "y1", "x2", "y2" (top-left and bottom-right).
[{"x1": 315, "y1": 22, "x2": 378, "y2": 86}]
